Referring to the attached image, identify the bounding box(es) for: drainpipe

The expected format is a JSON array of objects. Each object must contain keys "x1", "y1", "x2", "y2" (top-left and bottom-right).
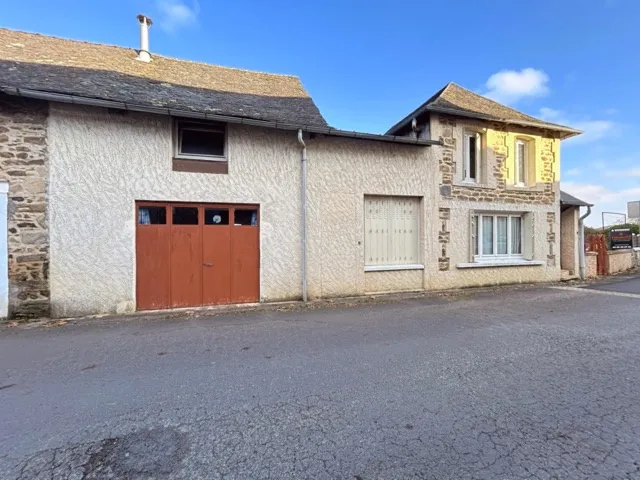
[
  {"x1": 578, "y1": 205, "x2": 592, "y2": 280},
  {"x1": 297, "y1": 129, "x2": 308, "y2": 302}
]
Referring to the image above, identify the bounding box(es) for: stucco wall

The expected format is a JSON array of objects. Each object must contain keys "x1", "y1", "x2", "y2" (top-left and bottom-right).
[
  {"x1": 48, "y1": 104, "x2": 304, "y2": 317},
  {"x1": 305, "y1": 137, "x2": 437, "y2": 298},
  {"x1": 561, "y1": 207, "x2": 579, "y2": 273},
  {"x1": 586, "y1": 252, "x2": 598, "y2": 278},
  {"x1": 608, "y1": 250, "x2": 634, "y2": 275},
  {"x1": 426, "y1": 201, "x2": 561, "y2": 289},
  {"x1": 364, "y1": 269, "x2": 424, "y2": 294}
]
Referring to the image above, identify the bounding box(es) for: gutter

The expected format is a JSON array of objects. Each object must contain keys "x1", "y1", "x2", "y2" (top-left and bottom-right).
[
  {"x1": 1, "y1": 86, "x2": 440, "y2": 147},
  {"x1": 578, "y1": 205, "x2": 592, "y2": 280}
]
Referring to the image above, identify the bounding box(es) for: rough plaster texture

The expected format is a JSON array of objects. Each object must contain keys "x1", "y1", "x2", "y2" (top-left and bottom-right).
[
  {"x1": 586, "y1": 252, "x2": 598, "y2": 278},
  {"x1": 48, "y1": 104, "x2": 304, "y2": 317},
  {"x1": 0, "y1": 96, "x2": 50, "y2": 319},
  {"x1": 608, "y1": 250, "x2": 634, "y2": 275},
  {"x1": 561, "y1": 207, "x2": 579, "y2": 273},
  {"x1": 364, "y1": 269, "x2": 424, "y2": 293},
  {"x1": 305, "y1": 138, "x2": 437, "y2": 298},
  {"x1": 46, "y1": 103, "x2": 567, "y2": 316}
]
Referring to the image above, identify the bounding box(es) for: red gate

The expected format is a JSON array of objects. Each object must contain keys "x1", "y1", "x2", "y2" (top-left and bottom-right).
[{"x1": 585, "y1": 234, "x2": 608, "y2": 276}]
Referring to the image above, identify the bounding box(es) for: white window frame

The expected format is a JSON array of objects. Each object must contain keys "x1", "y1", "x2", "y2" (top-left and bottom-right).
[
  {"x1": 463, "y1": 131, "x2": 482, "y2": 183},
  {"x1": 473, "y1": 214, "x2": 524, "y2": 262},
  {"x1": 174, "y1": 120, "x2": 227, "y2": 161},
  {"x1": 515, "y1": 139, "x2": 528, "y2": 186}
]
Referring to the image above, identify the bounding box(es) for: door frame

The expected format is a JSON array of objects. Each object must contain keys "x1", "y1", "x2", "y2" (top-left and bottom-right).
[{"x1": 135, "y1": 201, "x2": 261, "y2": 311}]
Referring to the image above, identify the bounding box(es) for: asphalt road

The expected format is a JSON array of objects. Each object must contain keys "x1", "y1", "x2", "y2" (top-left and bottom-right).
[{"x1": 2, "y1": 283, "x2": 640, "y2": 479}]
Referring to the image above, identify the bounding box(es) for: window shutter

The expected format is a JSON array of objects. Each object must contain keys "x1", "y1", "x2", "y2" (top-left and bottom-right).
[
  {"x1": 470, "y1": 213, "x2": 477, "y2": 261},
  {"x1": 523, "y1": 212, "x2": 535, "y2": 260},
  {"x1": 364, "y1": 196, "x2": 420, "y2": 267},
  {"x1": 475, "y1": 133, "x2": 482, "y2": 182}
]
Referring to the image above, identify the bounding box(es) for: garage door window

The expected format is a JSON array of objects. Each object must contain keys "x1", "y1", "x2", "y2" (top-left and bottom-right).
[
  {"x1": 205, "y1": 208, "x2": 229, "y2": 225},
  {"x1": 234, "y1": 209, "x2": 258, "y2": 226},
  {"x1": 138, "y1": 206, "x2": 166, "y2": 225},
  {"x1": 172, "y1": 207, "x2": 199, "y2": 225}
]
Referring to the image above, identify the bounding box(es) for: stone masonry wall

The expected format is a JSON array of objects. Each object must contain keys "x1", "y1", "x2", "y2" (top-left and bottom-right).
[
  {"x1": 438, "y1": 207, "x2": 450, "y2": 271},
  {"x1": 0, "y1": 95, "x2": 49, "y2": 318},
  {"x1": 438, "y1": 116, "x2": 556, "y2": 205}
]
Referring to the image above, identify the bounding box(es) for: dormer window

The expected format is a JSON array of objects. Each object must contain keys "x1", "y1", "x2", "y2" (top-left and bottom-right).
[
  {"x1": 463, "y1": 131, "x2": 481, "y2": 183},
  {"x1": 175, "y1": 120, "x2": 226, "y2": 160}
]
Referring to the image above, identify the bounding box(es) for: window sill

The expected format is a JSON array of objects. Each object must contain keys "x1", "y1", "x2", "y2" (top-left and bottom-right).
[
  {"x1": 456, "y1": 260, "x2": 545, "y2": 269},
  {"x1": 173, "y1": 158, "x2": 228, "y2": 174},
  {"x1": 365, "y1": 264, "x2": 425, "y2": 272}
]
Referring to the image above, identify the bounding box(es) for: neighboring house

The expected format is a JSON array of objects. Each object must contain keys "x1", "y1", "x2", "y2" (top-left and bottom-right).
[
  {"x1": 386, "y1": 83, "x2": 583, "y2": 288},
  {"x1": 0, "y1": 20, "x2": 583, "y2": 320}
]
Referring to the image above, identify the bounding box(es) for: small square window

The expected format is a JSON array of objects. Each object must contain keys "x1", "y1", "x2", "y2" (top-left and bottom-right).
[
  {"x1": 138, "y1": 206, "x2": 166, "y2": 225},
  {"x1": 234, "y1": 209, "x2": 258, "y2": 226},
  {"x1": 175, "y1": 120, "x2": 226, "y2": 159},
  {"x1": 173, "y1": 207, "x2": 199, "y2": 225},
  {"x1": 205, "y1": 209, "x2": 229, "y2": 225}
]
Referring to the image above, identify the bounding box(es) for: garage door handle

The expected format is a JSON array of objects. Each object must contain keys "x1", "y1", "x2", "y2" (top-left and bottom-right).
[{"x1": 203, "y1": 262, "x2": 213, "y2": 267}]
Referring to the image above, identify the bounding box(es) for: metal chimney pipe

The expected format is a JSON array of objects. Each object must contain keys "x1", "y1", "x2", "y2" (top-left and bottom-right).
[{"x1": 136, "y1": 15, "x2": 152, "y2": 62}]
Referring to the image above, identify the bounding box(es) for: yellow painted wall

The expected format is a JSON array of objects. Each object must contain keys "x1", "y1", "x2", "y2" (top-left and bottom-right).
[{"x1": 485, "y1": 129, "x2": 561, "y2": 187}]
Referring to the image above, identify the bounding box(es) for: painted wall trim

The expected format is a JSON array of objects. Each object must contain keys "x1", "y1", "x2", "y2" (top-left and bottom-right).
[
  {"x1": 456, "y1": 260, "x2": 545, "y2": 269},
  {"x1": 365, "y1": 264, "x2": 425, "y2": 272},
  {"x1": 0, "y1": 181, "x2": 8, "y2": 318}
]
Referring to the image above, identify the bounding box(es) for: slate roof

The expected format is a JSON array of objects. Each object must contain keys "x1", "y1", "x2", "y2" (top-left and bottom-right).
[
  {"x1": 561, "y1": 190, "x2": 593, "y2": 207},
  {"x1": 387, "y1": 82, "x2": 581, "y2": 138},
  {"x1": 0, "y1": 28, "x2": 328, "y2": 127}
]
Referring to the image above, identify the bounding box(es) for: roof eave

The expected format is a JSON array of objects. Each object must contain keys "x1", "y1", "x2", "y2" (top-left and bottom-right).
[
  {"x1": 386, "y1": 103, "x2": 583, "y2": 139},
  {"x1": 1, "y1": 86, "x2": 440, "y2": 147}
]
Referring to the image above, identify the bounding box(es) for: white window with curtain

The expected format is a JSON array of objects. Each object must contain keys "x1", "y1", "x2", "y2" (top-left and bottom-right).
[
  {"x1": 471, "y1": 213, "x2": 523, "y2": 261},
  {"x1": 463, "y1": 131, "x2": 482, "y2": 183},
  {"x1": 364, "y1": 196, "x2": 422, "y2": 271}
]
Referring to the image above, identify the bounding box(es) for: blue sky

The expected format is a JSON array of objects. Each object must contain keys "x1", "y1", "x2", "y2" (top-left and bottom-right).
[{"x1": 3, "y1": 0, "x2": 639, "y2": 225}]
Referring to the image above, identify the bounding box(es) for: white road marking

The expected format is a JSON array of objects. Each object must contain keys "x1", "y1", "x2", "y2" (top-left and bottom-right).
[{"x1": 550, "y1": 286, "x2": 640, "y2": 299}]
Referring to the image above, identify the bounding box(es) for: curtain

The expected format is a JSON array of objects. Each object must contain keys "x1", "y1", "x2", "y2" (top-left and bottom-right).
[
  {"x1": 497, "y1": 217, "x2": 508, "y2": 254},
  {"x1": 511, "y1": 217, "x2": 522, "y2": 254},
  {"x1": 138, "y1": 208, "x2": 151, "y2": 225},
  {"x1": 482, "y1": 216, "x2": 493, "y2": 255}
]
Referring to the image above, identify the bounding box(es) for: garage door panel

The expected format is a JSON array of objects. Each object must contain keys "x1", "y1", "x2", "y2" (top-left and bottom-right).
[
  {"x1": 170, "y1": 226, "x2": 202, "y2": 308},
  {"x1": 202, "y1": 225, "x2": 231, "y2": 305},
  {"x1": 136, "y1": 224, "x2": 171, "y2": 310},
  {"x1": 231, "y1": 226, "x2": 259, "y2": 303}
]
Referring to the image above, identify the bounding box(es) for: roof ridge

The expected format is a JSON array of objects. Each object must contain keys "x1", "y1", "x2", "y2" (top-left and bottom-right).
[{"x1": 0, "y1": 27, "x2": 301, "y2": 80}]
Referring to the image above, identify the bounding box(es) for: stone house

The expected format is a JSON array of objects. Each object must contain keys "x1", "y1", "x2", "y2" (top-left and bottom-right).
[{"x1": 0, "y1": 22, "x2": 583, "y2": 320}]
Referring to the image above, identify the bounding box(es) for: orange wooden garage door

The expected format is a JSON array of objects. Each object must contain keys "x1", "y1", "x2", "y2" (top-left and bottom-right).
[{"x1": 136, "y1": 202, "x2": 259, "y2": 311}]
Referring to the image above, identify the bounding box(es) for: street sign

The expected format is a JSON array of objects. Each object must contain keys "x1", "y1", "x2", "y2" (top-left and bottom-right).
[{"x1": 609, "y1": 228, "x2": 633, "y2": 250}]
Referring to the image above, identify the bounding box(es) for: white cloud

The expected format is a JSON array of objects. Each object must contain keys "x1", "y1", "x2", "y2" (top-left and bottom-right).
[
  {"x1": 156, "y1": 0, "x2": 199, "y2": 33},
  {"x1": 483, "y1": 68, "x2": 550, "y2": 105},
  {"x1": 565, "y1": 168, "x2": 581, "y2": 177},
  {"x1": 562, "y1": 181, "x2": 640, "y2": 226},
  {"x1": 538, "y1": 107, "x2": 616, "y2": 145},
  {"x1": 605, "y1": 108, "x2": 618, "y2": 115}
]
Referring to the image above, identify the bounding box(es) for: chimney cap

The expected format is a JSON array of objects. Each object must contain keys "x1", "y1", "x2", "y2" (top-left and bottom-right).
[{"x1": 137, "y1": 14, "x2": 153, "y2": 26}]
